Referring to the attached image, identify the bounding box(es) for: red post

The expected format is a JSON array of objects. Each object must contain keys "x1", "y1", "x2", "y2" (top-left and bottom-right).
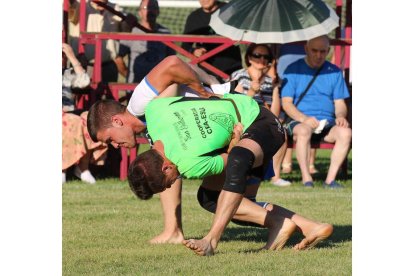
[
  {"x1": 344, "y1": 0, "x2": 352, "y2": 70},
  {"x1": 93, "y1": 38, "x2": 102, "y2": 86},
  {"x1": 63, "y1": 0, "x2": 69, "y2": 43},
  {"x1": 334, "y1": 0, "x2": 343, "y2": 68},
  {"x1": 78, "y1": 0, "x2": 86, "y2": 54},
  {"x1": 120, "y1": 148, "x2": 128, "y2": 181}
]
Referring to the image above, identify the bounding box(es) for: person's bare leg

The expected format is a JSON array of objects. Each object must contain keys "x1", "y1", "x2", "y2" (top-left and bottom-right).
[
  {"x1": 309, "y1": 148, "x2": 318, "y2": 174},
  {"x1": 293, "y1": 223, "x2": 333, "y2": 250},
  {"x1": 293, "y1": 124, "x2": 313, "y2": 183},
  {"x1": 150, "y1": 178, "x2": 184, "y2": 244},
  {"x1": 183, "y1": 190, "x2": 243, "y2": 256},
  {"x1": 281, "y1": 148, "x2": 293, "y2": 173},
  {"x1": 226, "y1": 189, "x2": 331, "y2": 250},
  {"x1": 201, "y1": 172, "x2": 295, "y2": 251},
  {"x1": 265, "y1": 204, "x2": 333, "y2": 250},
  {"x1": 232, "y1": 175, "x2": 331, "y2": 249},
  {"x1": 231, "y1": 198, "x2": 296, "y2": 250},
  {"x1": 187, "y1": 63, "x2": 220, "y2": 85},
  {"x1": 323, "y1": 126, "x2": 352, "y2": 183},
  {"x1": 146, "y1": 56, "x2": 211, "y2": 97},
  {"x1": 77, "y1": 150, "x2": 92, "y2": 172},
  {"x1": 158, "y1": 83, "x2": 180, "y2": 98},
  {"x1": 271, "y1": 139, "x2": 288, "y2": 183},
  {"x1": 75, "y1": 150, "x2": 96, "y2": 184},
  {"x1": 183, "y1": 139, "x2": 263, "y2": 256}
]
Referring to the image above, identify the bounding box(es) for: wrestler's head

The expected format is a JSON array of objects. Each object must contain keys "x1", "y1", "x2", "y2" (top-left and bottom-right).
[
  {"x1": 87, "y1": 100, "x2": 142, "y2": 148},
  {"x1": 127, "y1": 149, "x2": 180, "y2": 200}
]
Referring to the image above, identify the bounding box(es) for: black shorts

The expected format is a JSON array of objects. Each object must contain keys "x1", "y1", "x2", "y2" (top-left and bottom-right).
[{"x1": 241, "y1": 107, "x2": 286, "y2": 179}]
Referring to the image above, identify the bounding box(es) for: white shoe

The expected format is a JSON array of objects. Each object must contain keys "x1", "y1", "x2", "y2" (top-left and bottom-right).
[
  {"x1": 62, "y1": 172, "x2": 66, "y2": 184},
  {"x1": 74, "y1": 166, "x2": 96, "y2": 184},
  {"x1": 272, "y1": 178, "x2": 292, "y2": 187}
]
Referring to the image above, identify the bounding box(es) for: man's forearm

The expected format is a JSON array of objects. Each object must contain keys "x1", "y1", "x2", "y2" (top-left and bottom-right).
[
  {"x1": 114, "y1": 57, "x2": 128, "y2": 77},
  {"x1": 335, "y1": 100, "x2": 348, "y2": 119},
  {"x1": 283, "y1": 103, "x2": 307, "y2": 122}
]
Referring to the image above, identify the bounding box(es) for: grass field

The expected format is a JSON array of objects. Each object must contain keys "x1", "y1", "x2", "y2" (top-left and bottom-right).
[{"x1": 63, "y1": 149, "x2": 352, "y2": 275}]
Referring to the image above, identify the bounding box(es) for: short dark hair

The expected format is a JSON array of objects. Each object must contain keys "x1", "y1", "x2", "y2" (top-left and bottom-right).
[
  {"x1": 244, "y1": 43, "x2": 273, "y2": 67},
  {"x1": 87, "y1": 100, "x2": 126, "y2": 142},
  {"x1": 128, "y1": 149, "x2": 166, "y2": 200}
]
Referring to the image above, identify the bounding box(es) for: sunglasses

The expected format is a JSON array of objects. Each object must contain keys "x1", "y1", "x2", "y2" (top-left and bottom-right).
[{"x1": 251, "y1": 53, "x2": 271, "y2": 60}]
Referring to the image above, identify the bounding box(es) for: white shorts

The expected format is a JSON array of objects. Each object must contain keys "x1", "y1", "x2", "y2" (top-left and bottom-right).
[{"x1": 127, "y1": 78, "x2": 160, "y2": 117}]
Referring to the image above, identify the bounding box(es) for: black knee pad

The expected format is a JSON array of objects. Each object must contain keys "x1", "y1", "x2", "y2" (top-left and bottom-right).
[{"x1": 222, "y1": 147, "x2": 255, "y2": 194}]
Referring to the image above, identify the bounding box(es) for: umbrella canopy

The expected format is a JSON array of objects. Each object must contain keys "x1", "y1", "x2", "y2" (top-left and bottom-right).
[{"x1": 209, "y1": 0, "x2": 339, "y2": 44}]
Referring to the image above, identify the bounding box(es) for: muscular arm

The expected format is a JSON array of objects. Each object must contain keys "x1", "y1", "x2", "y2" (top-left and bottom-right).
[
  {"x1": 146, "y1": 56, "x2": 212, "y2": 98},
  {"x1": 220, "y1": 153, "x2": 228, "y2": 169},
  {"x1": 227, "y1": 123, "x2": 243, "y2": 153},
  {"x1": 334, "y1": 99, "x2": 349, "y2": 128},
  {"x1": 216, "y1": 122, "x2": 244, "y2": 174},
  {"x1": 282, "y1": 97, "x2": 318, "y2": 128}
]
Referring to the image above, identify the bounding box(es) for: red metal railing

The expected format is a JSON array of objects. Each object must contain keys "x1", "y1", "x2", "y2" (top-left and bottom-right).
[{"x1": 79, "y1": 32, "x2": 249, "y2": 85}]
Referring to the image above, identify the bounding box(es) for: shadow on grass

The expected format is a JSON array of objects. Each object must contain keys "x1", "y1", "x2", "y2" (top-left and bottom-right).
[{"x1": 219, "y1": 224, "x2": 352, "y2": 252}]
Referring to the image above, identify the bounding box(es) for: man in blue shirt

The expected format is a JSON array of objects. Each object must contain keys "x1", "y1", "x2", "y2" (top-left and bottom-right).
[{"x1": 281, "y1": 35, "x2": 351, "y2": 189}]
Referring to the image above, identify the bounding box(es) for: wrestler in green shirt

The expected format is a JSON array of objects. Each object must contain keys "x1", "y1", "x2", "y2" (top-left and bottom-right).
[{"x1": 145, "y1": 93, "x2": 260, "y2": 178}]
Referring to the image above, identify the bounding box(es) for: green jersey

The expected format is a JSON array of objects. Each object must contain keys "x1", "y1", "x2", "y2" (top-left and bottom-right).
[{"x1": 145, "y1": 94, "x2": 260, "y2": 178}]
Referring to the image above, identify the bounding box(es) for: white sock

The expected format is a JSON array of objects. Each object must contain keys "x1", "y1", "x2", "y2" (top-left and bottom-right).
[
  {"x1": 80, "y1": 170, "x2": 96, "y2": 184},
  {"x1": 75, "y1": 166, "x2": 96, "y2": 184},
  {"x1": 62, "y1": 172, "x2": 66, "y2": 184}
]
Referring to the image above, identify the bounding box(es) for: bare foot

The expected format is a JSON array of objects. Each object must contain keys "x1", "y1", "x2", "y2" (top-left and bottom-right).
[
  {"x1": 149, "y1": 231, "x2": 184, "y2": 244},
  {"x1": 294, "y1": 223, "x2": 333, "y2": 250},
  {"x1": 264, "y1": 218, "x2": 296, "y2": 250},
  {"x1": 182, "y1": 239, "x2": 214, "y2": 256}
]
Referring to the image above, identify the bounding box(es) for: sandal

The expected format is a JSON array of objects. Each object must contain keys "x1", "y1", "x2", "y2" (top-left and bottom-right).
[
  {"x1": 281, "y1": 163, "x2": 292, "y2": 174},
  {"x1": 309, "y1": 164, "x2": 319, "y2": 174}
]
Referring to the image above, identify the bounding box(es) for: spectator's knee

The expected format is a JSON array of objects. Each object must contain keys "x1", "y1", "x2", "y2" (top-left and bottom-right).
[
  {"x1": 294, "y1": 124, "x2": 313, "y2": 139},
  {"x1": 338, "y1": 127, "x2": 352, "y2": 143}
]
